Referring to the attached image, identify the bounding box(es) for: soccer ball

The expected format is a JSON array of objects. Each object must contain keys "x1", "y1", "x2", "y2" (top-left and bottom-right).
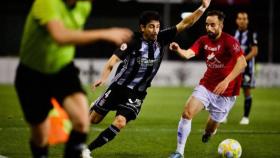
[{"x1": 218, "y1": 139, "x2": 242, "y2": 158}]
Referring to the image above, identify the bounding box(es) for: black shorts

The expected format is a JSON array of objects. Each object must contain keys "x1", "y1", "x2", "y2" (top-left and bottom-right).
[
  {"x1": 15, "y1": 62, "x2": 86, "y2": 125},
  {"x1": 90, "y1": 84, "x2": 147, "y2": 122}
]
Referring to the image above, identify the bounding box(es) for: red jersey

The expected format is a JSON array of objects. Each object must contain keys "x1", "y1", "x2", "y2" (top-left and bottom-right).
[{"x1": 190, "y1": 32, "x2": 244, "y2": 96}]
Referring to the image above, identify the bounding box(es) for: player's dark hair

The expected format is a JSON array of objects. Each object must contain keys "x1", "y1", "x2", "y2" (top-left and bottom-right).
[
  {"x1": 237, "y1": 10, "x2": 248, "y2": 15},
  {"x1": 236, "y1": 11, "x2": 249, "y2": 18},
  {"x1": 207, "y1": 10, "x2": 226, "y2": 22},
  {"x1": 139, "y1": 10, "x2": 161, "y2": 26}
]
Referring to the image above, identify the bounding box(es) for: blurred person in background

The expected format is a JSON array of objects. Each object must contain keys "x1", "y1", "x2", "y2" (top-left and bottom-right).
[
  {"x1": 233, "y1": 11, "x2": 258, "y2": 125},
  {"x1": 14, "y1": 0, "x2": 132, "y2": 157}
]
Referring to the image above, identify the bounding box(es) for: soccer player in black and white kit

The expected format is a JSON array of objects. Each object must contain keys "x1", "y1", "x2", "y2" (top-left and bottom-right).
[
  {"x1": 81, "y1": 0, "x2": 211, "y2": 157},
  {"x1": 234, "y1": 11, "x2": 258, "y2": 125}
]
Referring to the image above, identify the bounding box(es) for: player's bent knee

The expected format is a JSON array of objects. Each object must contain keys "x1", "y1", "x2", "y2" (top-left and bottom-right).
[
  {"x1": 90, "y1": 117, "x2": 102, "y2": 124},
  {"x1": 89, "y1": 111, "x2": 104, "y2": 124},
  {"x1": 182, "y1": 109, "x2": 194, "y2": 120},
  {"x1": 113, "y1": 116, "x2": 127, "y2": 129}
]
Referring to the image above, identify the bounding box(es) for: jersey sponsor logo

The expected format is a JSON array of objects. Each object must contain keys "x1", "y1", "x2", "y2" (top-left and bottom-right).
[
  {"x1": 204, "y1": 45, "x2": 224, "y2": 68},
  {"x1": 204, "y1": 44, "x2": 221, "y2": 52},
  {"x1": 206, "y1": 52, "x2": 224, "y2": 69},
  {"x1": 136, "y1": 57, "x2": 160, "y2": 66}
]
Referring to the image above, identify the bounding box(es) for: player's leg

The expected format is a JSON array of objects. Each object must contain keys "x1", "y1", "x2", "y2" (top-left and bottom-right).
[
  {"x1": 202, "y1": 116, "x2": 219, "y2": 143},
  {"x1": 240, "y1": 66, "x2": 254, "y2": 125},
  {"x1": 62, "y1": 92, "x2": 90, "y2": 158},
  {"x1": 170, "y1": 96, "x2": 204, "y2": 158},
  {"x1": 89, "y1": 110, "x2": 105, "y2": 124},
  {"x1": 88, "y1": 86, "x2": 114, "y2": 125},
  {"x1": 202, "y1": 94, "x2": 236, "y2": 143},
  {"x1": 88, "y1": 88, "x2": 144, "y2": 152},
  {"x1": 88, "y1": 114, "x2": 126, "y2": 150},
  {"x1": 29, "y1": 119, "x2": 50, "y2": 157},
  {"x1": 170, "y1": 85, "x2": 210, "y2": 158},
  {"x1": 53, "y1": 63, "x2": 90, "y2": 158},
  {"x1": 81, "y1": 105, "x2": 107, "y2": 158},
  {"x1": 15, "y1": 64, "x2": 52, "y2": 158},
  {"x1": 86, "y1": 85, "x2": 122, "y2": 152},
  {"x1": 240, "y1": 87, "x2": 251, "y2": 125}
]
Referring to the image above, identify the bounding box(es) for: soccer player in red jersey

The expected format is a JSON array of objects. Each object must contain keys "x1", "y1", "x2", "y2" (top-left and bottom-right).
[{"x1": 169, "y1": 10, "x2": 247, "y2": 158}]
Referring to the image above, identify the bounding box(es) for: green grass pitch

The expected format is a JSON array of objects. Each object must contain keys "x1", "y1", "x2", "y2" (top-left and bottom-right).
[{"x1": 0, "y1": 84, "x2": 280, "y2": 158}]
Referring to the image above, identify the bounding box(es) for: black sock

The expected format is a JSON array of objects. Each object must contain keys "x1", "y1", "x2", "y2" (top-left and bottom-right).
[
  {"x1": 88, "y1": 125, "x2": 120, "y2": 151},
  {"x1": 64, "y1": 130, "x2": 87, "y2": 158},
  {"x1": 244, "y1": 96, "x2": 252, "y2": 117},
  {"x1": 30, "y1": 141, "x2": 48, "y2": 158}
]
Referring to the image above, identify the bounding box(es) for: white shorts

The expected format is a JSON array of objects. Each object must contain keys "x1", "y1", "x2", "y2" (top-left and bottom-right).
[{"x1": 192, "y1": 85, "x2": 236, "y2": 123}]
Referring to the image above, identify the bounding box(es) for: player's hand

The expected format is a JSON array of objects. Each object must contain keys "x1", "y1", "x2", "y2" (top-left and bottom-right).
[
  {"x1": 106, "y1": 28, "x2": 133, "y2": 46},
  {"x1": 169, "y1": 42, "x2": 180, "y2": 52},
  {"x1": 202, "y1": 0, "x2": 211, "y2": 9},
  {"x1": 91, "y1": 79, "x2": 105, "y2": 91},
  {"x1": 213, "y1": 79, "x2": 229, "y2": 95}
]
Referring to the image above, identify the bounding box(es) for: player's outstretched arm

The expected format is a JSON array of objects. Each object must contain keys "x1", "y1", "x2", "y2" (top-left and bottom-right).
[
  {"x1": 91, "y1": 55, "x2": 121, "y2": 91},
  {"x1": 176, "y1": 0, "x2": 211, "y2": 33},
  {"x1": 213, "y1": 55, "x2": 247, "y2": 95},
  {"x1": 169, "y1": 42, "x2": 195, "y2": 59},
  {"x1": 46, "y1": 20, "x2": 132, "y2": 46}
]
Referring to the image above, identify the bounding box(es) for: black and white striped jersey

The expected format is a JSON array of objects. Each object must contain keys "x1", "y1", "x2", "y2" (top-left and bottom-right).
[
  {"x1": 234, "y1": 29, "x2": 258, "y2": 55},
  {"x1": 234, "y1": 29, "x2": 258, "y2": 74},
  {"x1": 111, "y1": 26, "x2": 177, "y2": 92}
]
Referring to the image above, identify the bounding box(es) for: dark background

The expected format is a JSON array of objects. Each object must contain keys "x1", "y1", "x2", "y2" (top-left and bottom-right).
[{"x1": 0, "y1": 0, "x2": 279, "y2": 63}]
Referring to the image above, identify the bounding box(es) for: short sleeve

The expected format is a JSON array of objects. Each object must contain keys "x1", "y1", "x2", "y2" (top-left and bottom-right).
[
  {"x1": 113, "y1": 43, "x2": 129, "y2": 60},
  {"x1": 32, "y1": 0, "x2": 61, "y2": 25},
  {"x1": 72, "y1": 1, "x2": 92, "y2": 27},
  {"x1": 190, "y1": 37, "x2": 203, "y2": 55},
  {"x1": 114, "y1": 33, "x2": 141, "y2": 60},
  {"x1": 158, "y1": 26, "x2": 177, "y2": 45}
]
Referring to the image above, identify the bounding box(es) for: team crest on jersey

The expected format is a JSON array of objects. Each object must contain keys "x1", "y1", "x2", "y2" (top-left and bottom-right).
[
  {"x1": 233, "y1": 43, "x2": 241, "y2": 53},
  {"x1": 120, "y1": 43, "x2": 128, "y2": 51}
]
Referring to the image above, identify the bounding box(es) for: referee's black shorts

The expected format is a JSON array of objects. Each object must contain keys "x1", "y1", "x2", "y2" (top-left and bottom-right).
[{"x1": 15, "y1": 62, "x2": 86, "y2": 125}]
